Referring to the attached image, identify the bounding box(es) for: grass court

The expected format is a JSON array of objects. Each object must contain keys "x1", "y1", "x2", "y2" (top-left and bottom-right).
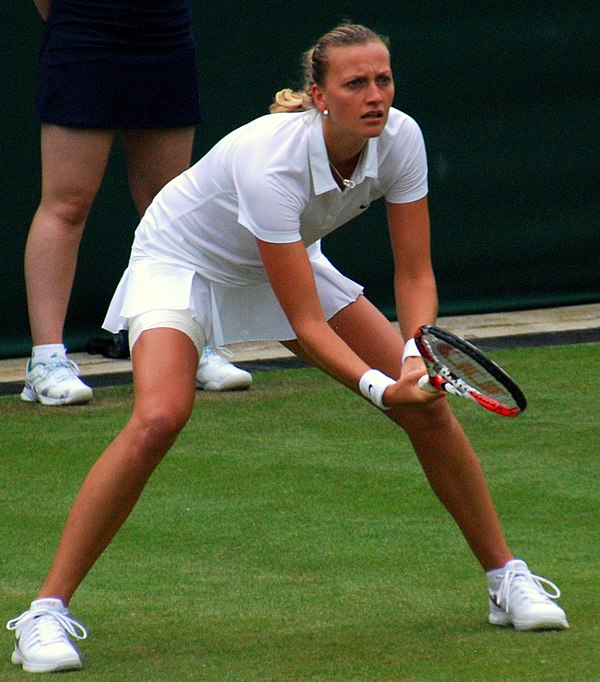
[{"x1": 1, "y1": 343, "x2": 598, "y2": 680}]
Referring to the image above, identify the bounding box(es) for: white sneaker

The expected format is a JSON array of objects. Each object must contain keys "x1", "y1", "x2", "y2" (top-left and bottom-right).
[
  {"x1": 196, "y1": 346, "x2": 252, "y2": 391},
  {"x1": 21, "y1": 357, "x2": 93, "y2": 406},
  {"x1": 6, "y1": 598, "x2": 88, "y2": 673},
  {"x1": 487, "y1": 559, "x2": 569, "y2": 630}
]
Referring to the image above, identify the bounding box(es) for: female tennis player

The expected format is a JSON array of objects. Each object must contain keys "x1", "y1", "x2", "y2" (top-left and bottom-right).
[{"x1": 7, "y1": 23, "x2": 568, "y2": 673}]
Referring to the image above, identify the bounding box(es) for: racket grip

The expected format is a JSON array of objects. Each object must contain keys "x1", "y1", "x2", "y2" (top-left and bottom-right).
[
  {"x1": 419, "y1": 373, "x2": 463, "y2": 396},
  {"x1": 418, "y1": 374, "x2": 438, "y2": 393},
  {"x1": 419, "y1": 373, "x2": 465, "y2": 398}
]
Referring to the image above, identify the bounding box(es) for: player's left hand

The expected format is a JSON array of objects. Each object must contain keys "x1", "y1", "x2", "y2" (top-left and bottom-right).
[{"x1": 382, "y1": 357, "x2": 446, "y2": 408}]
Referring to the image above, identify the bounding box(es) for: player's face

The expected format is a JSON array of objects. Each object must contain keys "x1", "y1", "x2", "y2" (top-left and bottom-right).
[{"x1": 313, "y1": 41, "x2": 395, "y2": 145}]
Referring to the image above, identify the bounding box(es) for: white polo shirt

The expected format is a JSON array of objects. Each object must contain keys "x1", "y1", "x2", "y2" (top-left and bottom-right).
[{"x1": 104, "y1": 107, "x2": 428, "y2": 345}]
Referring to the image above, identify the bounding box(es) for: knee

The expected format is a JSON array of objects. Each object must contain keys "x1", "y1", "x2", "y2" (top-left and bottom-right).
[
  {"x1": 39, "y1": 191, "x2": 96, "y2": 232},
  {"x1": 130, "y1": 403, "x2": 192, "y2": 455},
  {"x1": 389, "y1": 398, "x2": 457, "y2": 433}
]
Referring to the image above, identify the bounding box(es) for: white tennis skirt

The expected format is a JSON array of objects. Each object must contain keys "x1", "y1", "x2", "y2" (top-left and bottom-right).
[{"x1": 103, "y1": 252, "x2": 363, "y2": 347}]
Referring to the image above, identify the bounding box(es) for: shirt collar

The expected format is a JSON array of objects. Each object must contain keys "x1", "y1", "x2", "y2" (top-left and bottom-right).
[{"x1": 308, "y1": 112, "x2": 380, "y2": 195}]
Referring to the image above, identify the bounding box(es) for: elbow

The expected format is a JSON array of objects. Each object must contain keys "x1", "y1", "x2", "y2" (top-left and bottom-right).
[{"x1": 290, "y1": 317, "x2": 328, "y2": 351}]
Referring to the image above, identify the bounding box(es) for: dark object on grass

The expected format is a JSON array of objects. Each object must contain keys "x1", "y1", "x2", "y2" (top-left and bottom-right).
[{"x1": 85, "y1": 330, "x2": 130, "y2": 360}]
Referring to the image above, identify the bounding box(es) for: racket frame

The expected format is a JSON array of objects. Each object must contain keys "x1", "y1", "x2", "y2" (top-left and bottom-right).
[{"x1": 414, "y1": 325, "x2": 527, "y2": 417}]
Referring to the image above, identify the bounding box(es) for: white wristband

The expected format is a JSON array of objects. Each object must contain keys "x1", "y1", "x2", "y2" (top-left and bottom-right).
[
  {"x1": 359, "y1": 369, "x2": 396, "y2": 410},
  {"x1": 402, "y1": 337, "x2": 421, "y2": 364}
]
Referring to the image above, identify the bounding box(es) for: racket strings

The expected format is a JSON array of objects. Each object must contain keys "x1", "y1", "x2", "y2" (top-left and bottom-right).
[{"x1": 439, "y1": 350, "x2": 518, "y2": 406}]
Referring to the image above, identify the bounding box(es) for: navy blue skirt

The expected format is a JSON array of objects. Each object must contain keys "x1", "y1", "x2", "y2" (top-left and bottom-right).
[{"x1": 37, "y1": 47, "x2": 202, "y2": 129}]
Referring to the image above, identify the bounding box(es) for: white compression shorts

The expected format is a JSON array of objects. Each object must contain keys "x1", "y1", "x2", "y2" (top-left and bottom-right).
[{"x1": 128, "y1": 309, "x2": 206, "y2": 356}]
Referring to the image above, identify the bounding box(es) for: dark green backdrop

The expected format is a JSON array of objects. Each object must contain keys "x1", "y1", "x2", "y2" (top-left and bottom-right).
[{"x1": 2, "y1": 2, "x2": 598, "y2": 358}]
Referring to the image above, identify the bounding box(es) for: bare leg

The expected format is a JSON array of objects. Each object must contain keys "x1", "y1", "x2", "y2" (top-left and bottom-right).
[
  {"x1": 391, "y1": 406, "x2": 512, "y2": 571},
  {"x1": 120, "y1": 126, "x2": 196, "y2": 216},
  {"x1": 284, "y1": 295, "x2": 512, "y2": 572},
  {"x1": 37, "y1": 328, "x2": 199, "y2": 603},
  {"x1": 25, "y1": 125, "x2": 115, "y2": 345}
]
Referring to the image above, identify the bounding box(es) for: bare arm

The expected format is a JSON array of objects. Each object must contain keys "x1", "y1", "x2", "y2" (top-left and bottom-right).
[
  {"x1": 257, "y1": 238, "x2": 370, "y2": 390},
  {"x1": 386, "y1": 196, "x2": 438, "y2": 340},
  {"x1": 33, "y1": 0, "x2": 52, "y2": 21},
  {"x1": 384, "y1": 195, "x2": 448, "y2": 401},
  {"x1": 256, "y1": 237, "x2": 438, "y2": 408}
]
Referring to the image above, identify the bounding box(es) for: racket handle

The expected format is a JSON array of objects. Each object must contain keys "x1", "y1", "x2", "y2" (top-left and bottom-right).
[
  {"x1": 418, "y1": 373, "x2": 463, "y2": 397},
  {"x1": 418, "y1": 374, "x2": 438, "y2": 393}
]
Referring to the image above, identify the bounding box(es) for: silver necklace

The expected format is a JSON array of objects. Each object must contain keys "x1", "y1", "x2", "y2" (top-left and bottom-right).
[{"x1": 329, "y1": 162, "x2": 356, "y2": 189}]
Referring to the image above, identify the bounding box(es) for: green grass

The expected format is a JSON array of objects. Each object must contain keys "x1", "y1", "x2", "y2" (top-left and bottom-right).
[{"x1": 1, "y1": 344, "x2": 598, "y2": 680}]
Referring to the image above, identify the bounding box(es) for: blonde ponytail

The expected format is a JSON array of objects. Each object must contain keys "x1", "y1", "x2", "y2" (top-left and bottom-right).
[{"x1": 269, "y1": 88, "x2": 313, "y2": 114}]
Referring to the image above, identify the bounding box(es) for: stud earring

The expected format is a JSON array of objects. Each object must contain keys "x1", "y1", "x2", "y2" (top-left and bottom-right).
[{"x1": 323, "y1": 109, "x2": 329, "y2": 117}]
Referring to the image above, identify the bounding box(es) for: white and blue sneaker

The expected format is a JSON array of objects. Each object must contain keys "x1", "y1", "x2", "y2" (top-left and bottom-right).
[
  {"x1": 487, "y1": 559, "x2": 569, "y2": 630},
  {"x1": 21, "y1": 356, "x2": 93, "y2": 406},
  {"x1": 7, "y1": 598, "x2": 88, "y2": 673},
  {"x1": 196, "y1": 346, "x2": 252, "y2": 391}
]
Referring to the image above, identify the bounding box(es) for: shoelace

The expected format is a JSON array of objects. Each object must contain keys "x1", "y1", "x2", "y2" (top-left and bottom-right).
[
  {"x1": 7, "y1": 608, "x2": 88, "y2": 643},
  {"x1": 32, "y1": 359, "x2": 82, "y2": 382},
  {"x1": 495, "y1": 569, "x2": 561, "y2": 612}
]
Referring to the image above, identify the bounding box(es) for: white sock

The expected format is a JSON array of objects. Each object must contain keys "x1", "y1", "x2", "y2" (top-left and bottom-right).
[
  {"x1": 486, "y1": 558, "x2": 524, "y2": 580},
  {"x1": 486, "y1": 566, "x2": 505, "y2": 580},
  {"x1": 31, "y1": 344, "x2": 67, "y2": 366}
]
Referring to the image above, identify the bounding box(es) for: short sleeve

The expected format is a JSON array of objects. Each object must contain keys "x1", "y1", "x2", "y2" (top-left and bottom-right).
[
  {"x1": 383, "y1": 115, "x2": 428, "y2": 204},
  {"x1": 235, "y1": 171, "x2": 305, "y2": 244},
  {"x1": 232, "y1": 136, "x2": 309, "y2": 244}
]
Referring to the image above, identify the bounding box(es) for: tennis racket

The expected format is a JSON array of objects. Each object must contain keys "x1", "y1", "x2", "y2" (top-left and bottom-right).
[{"x1": 414, "y1": 325, "x2": 527, "y2": 417}]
